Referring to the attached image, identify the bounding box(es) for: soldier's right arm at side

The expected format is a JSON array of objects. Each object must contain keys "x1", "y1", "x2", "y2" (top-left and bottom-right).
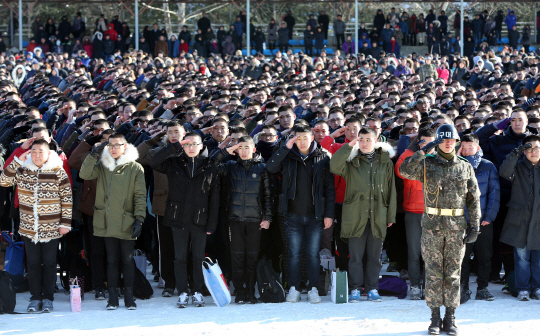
[
  {"x1": 398, "y1": 150, "x2": 425, "y2": 181},
  {"x1": 465, "y1": 164, "x2": 482, "y2": 227},
  {"x1": 498, "y1": 149, "x2": 520, "y2": 182}
]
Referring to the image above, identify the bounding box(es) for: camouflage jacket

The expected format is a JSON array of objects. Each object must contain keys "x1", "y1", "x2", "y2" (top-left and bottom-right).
[
  {"x1": 399, "y1": 150, "x2": 481, "y2": 230},
  {"x1": 418, "y1": 64, "x2": 439, "y2": 82}
]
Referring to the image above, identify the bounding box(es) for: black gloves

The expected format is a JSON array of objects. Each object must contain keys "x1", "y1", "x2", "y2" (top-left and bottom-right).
[
  {"x1": 515, "y1": 143, "x2": 533, "y2": 155},
  {"x1": 86, "y1": 135, "x2": 102, "y2": 147},
  {"x1": 131, "y1": 219, "x2": 143, "y2": 239},
  {"x1": 381, "y1": 117, "x2": 397, "y2": 130},
  {"x1": 253, "y1": 112, "x2": 265, "y2": 123},
  {"x1": 13, "y1": 125, "x2": 31, "y2": 135},
  {"x1": 464, "y1": 226, "x2": 480, "y2": 244},
  {"x1": 91, "y1": 140, "x2": 108, "y2": 155},
  {"x1": 147, "y1": 131, "x2": 166, "y2": 146},
  {"x1": 422, "y1": 138, "x2": 444, "y2": 154}
]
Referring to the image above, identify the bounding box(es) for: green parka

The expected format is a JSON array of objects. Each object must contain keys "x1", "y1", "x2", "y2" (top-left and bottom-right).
[
  {"x1": 330, "y1": 142, "x2": 397, "y2": 240},
  {"x1": 79, "y1": 143, "x2": 147, "y2": 240}
]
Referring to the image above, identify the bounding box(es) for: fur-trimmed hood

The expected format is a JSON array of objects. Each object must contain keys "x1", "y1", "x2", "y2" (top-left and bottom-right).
[
  {"x1": 346, "y1": 142, "x2": 396, "y2": 162},
  {"x1": 21, "y1": 151, "x2": 63, "y2": 172},
  {"x1": 100, "y1": 143, "x2": 139, "y2": 172}
]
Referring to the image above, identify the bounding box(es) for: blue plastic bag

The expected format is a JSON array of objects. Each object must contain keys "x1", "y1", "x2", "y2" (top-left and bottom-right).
[{"x1": 2, "y1": 232, "x2": 24, "y2": 276}]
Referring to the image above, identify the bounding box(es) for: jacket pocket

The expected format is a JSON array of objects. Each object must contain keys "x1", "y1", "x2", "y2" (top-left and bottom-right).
[
  {"x1": 122, "y1": 212, "x2": 135, "y2": 233},
  {"x1": 194, "y1": 207, "x2": 208, "y2": 226},
  {"x1": 344, "y1": 191, "x2": 358, "y2": 204},
  {"x1": 92, "y1": 207, "x2": 106, "y2": 230},
  {"x1": 164, "y1": 201, "x2": 180, "y2": 222}
]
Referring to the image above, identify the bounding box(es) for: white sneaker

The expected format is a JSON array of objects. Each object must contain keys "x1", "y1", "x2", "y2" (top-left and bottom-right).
[
  {"x1": 192, "y1": 292, "x2": 205, "y2": 307},
  {"x1": 518, "y1": 291, "x2": 530, "y2": 301},
  {"x1": 286, "y1": 286, "x2": 301, "y2": 303},
  {"x1": 307, "y1": 287, "x2": 321, "y2": 304},
  {"x1": 532, "y1": 288, "x2": 540, "y2": 300},
  {"x1": 177, "y1": 292, "x2": 189, "y2": 308},
  {"x1": 410, "y1": 286, "x2": 422, "y2": 300}
]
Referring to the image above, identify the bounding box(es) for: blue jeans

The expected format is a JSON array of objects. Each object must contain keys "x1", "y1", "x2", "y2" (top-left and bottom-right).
[
  {"x1": 284, "y1": 213, "x2": 323, "y2": 288},
  {"x1": 495, "y1": 29, "x2": 502, "y2": 43},
  {"x1": 514, "y1": 247, "x2": 540, "y2": 292},
  {"x1": 473, "y1": 31, "x2": 482, "y2": 45}
]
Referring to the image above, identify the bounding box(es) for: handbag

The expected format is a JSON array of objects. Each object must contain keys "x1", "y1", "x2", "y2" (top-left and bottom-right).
[
  {"x1": 2, "y1": 232, "x2": 24, "y2": 276},
  {"x1": 69, "y1": 277, "x2": 82, "y2": 312},
  {"x1": 202, "y1": 257, "x2": 231, "y2": 307},
  {"x1": 330, "y1": 269, "x2": 348, "y2": 304},
  {"x1": 133, "y1": 249, "x2": 147, "y2": 277}
]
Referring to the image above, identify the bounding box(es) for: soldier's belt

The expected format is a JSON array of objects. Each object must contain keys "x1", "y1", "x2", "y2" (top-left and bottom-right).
[{"x1": 425, "y1": 207, "x2": 464, "y2": 216}]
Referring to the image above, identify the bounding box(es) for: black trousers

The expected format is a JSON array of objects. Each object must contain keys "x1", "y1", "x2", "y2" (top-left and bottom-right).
[
  {"x1": 336, "y1": 33, "x2": 345, "y2": 48},
  {"x1": 83, "y1": 214, "x2": 106, "y2": 289},
  {"x1": 461, "y1": 223, "x2": 493, "y2": 290},
  {"x1": 384, "y1": 212, "x2": 408, "y2": 269},
  {"x1": 333, "y1": 203, "x2": 349, "y2": 271},
  {"x1": 491, "y1": 205, "x2": 515, "y2": 279},
  {"x1": 104, "y1": 237, "x2": 135, "y2": 288},
  {"x1": 24, "y1": 237, "x2": 59, "y2": 301},
  {"x1": 305, "y1": 45, "x2": 313, "y2": 56},
  {"x1": 172, "y1": 227, "x2": 206, "y2": 293},
  {"x1": 157, "y1": 216, "x2": 176, "y2": 289},
  {"x1": 279, "y1": 43, "x2": 289, "y2": 52},
  {"x1": 230, "y1": 221, "x2": 262, "y2": 290}
]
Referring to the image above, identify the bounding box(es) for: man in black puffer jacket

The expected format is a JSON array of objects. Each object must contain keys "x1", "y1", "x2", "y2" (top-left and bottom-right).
[
  {"x1": 150, "y1": 132, "x2": 219, "y2": 309},
  {"x1": 212, "y1": 135, "x2": 272, "y2": 304}
]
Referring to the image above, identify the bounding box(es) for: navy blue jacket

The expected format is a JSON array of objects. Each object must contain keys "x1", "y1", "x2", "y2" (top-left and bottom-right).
[{"x1": 464, "y1": 153, "x2": 500, "y2": 223}]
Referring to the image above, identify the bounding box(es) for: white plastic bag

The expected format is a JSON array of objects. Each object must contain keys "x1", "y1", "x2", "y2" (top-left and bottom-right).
[{"x1": 202, "y1": 257, "x2": 231, "y2": 307}]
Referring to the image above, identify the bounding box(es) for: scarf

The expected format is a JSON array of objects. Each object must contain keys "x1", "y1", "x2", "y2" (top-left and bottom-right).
[
  {"x1": 464, "y1": 149, "x2": 483, "y2": 169},
  {"x1": 437, "y1": 147, "x2": 455, "y2": 161},
  {"x1": 390, "y1": 40, "x2": 396, "y2": 52},
  {"x1": 361, "y1": 150, "x2": 375, "y2": 163}
]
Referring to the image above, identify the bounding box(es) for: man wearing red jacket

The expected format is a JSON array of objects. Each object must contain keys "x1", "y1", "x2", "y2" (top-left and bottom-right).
[
  {"x1": 4, "y1": 127, "x2": 73, "y2": 209},
  {"x1": 395, "y1": 127, "x2": 436, "y2": 300},
  {"x1": 319, "y1": 117, "x2": 361, "y2": 270}
]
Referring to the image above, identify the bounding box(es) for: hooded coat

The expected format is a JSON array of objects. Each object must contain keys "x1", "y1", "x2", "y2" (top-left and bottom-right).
[
  {"x1": 330, "y1": 142, "x2": 397, "y2": 240},
  {"x1": 12, "y1": 65, "x2": 27, "y2": 88},
  {"x1": 168, "y1": 34, "x2": 180, "y2": 57},
  {"x1": 105, "y1": 23, "x2": 118, "y2": 42},
  {"x1": 0, "y1": 152, "x2": 72, "y2": 243},
  {"x1": 505, "y1": 10, "x2": 517, "y2": 30},
  {"x1": 92, "y1": 32, "x2": 104, "y2": 58},
  {"x1": 79, "y1": 143, "x2": 147, "y2": 241}
]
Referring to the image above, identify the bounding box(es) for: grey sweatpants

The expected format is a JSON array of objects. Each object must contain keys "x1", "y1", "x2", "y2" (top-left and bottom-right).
[{"x1": 348, "y1": 222, "x2": 383, "y2": 292}]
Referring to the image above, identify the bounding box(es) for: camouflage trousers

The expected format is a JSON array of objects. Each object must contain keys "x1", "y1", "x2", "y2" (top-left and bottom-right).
[{"x1": 421, "y1": 228, "x2": 466, "y2": 309}]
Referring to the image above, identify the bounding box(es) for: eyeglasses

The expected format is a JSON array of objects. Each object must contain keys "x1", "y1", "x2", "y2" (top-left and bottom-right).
[
  {"x1": 260, "y1": 133, "x2": 277, "y2": 140},
  {"x1": 182, "y1": 143, "x2": 201, "y2": 148},
  {"x1": 417, "y1": 100, "x2": 429, "y2": 104},
  {"x1": 109, "y1": 143, "x2": 125, "y2": 149},
  {"x1": 404, "y1": 127, "x2": 419, "y2": 132},
  {"x1": 525, "y1": 147, "x2": 540, "y2": 153},
  {"x1": 202, "y1": 115, "x2": 215, "y2": 121}
]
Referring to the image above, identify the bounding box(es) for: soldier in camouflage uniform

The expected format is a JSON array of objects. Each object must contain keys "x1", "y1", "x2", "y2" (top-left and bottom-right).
[{"x1": 399, "y1": 124, "x2": 481, "y2": 336}]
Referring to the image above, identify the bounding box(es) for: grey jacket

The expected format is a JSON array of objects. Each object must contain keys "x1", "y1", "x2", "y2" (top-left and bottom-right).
[
  {"x1": 267, "y1": 23, "x2": 278, "y2": 41},
  {"x1": 334, "y1": 20, "x2": 346, "y2": 34},
  {"x1": 499, "y1": 149, "x2": 540, "y2": 250}
]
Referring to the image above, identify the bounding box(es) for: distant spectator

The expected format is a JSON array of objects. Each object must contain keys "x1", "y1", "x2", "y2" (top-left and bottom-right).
[
  {"x1": 198, "y1": 12, "x2": 211, "y2": 33},
  {"x1": 284, "y1": 11, "x2": 296, "y2": 40},
  {"x1": 334, "y1": 15, "x2": 346, "y2": 48},
  {"x1": 318, "y1": 11, "x2": 330, "y2": 39},
  {"x1": 505, "y1": 10, "x2": 517, "y2": 32}
]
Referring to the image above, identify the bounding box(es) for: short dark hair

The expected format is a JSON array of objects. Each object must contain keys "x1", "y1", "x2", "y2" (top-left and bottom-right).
[
  {"x1": 417, "y1": 127, "x2": 436, "y2": 141},
  {"x1": 230, "y1": 127, "x2": 249, "y2": 137},
  {"x1": 523, "y1": 134, "x2": 540, "y2": 145},
  {"x1": 108, "y1": 133, "x2": 127, "y2": 142},
  {"x1": 31, "y1": 126, "x2": 49, "y2": 136},
  {"x1": 184, "y1": 132, "x2": 202, "y2": 142},
  {"x1": 461, "y1": 134, "x2": 479, "y2": 145},
  {"x1": 166, "y1": 120, "x2": 184, "y2": 130},
  {"x1": 292, "y1": 124, "x2": 311, "y2": 134},
  {"x1": 31, "y1": 139, "x2": 51, "y2": 149},
  {"x1": 359, "y1": 127, "x2": 377, "y2": 137},
  {"x1": 238, "y1": 136, "x2": 255, "y2": 146}
]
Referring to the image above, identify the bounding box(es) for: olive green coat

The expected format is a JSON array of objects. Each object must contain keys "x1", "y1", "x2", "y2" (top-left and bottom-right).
[
  {"x1": 330, "y1": 142, "x2": 397, "y2": 240},
  {"x1": 79, "y1": 143, "x2": 147, "y2": 240}
]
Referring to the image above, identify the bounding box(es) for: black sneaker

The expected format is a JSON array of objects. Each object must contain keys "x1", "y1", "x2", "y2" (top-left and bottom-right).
[
  {"x1": 460, "y1": 284, "x2": 471, "y2": 304},
  {"x1": 95, "y1": 288, "x2": 106, "y2": 300},
  {"x1": 235, "y1": 288, "x2": 246, "y2": 304},
  {"x1": 162, "y1": 288, "x2": 174, "y2": 297},
  {"x1": 476, "y1": 288, "x2": 495, "y2": 301}
]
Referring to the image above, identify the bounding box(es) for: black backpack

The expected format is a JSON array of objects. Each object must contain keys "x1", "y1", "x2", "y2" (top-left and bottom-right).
[
  {"x1": 0, "y1": 271, "x2": 16, "y2": 314},
  {"x1": 133, "y1": 263, "x2": 153, "y2": 300},
  {"x1": 255, "y1": 256, "x2": 285, "y2": 303}
]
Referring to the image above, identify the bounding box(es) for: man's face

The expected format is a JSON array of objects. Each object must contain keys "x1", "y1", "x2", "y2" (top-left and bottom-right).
[
  {"x1": 511, "y1": 112, "x2": 528, "y2": 134},
  {"x1": 460, "y1": 141, "x2": 479, "y2": 157},
  {"x1": 167, "y1": 126, "x2": 185, "y2": 143},
  {"x1": 108, "y1": 137, "x2": 126, "y2": 159},
  {"x1": 417, "y1": 97, "x2": 430, "y2": 113},
  {"x1": 211, "y1": 121, "x2": 229, "y2": 142},
  {"x1": 278, "y1": 111, "x2": 295, "y2": 129},
  {"x1": 328, "y1": 113, "x2": 345, "y2": 130},
  {"x1": 294, "y1": 132, "x2": 314, "y2": 153},
  {"x1": 403, "y1": 122, "x2": 419, "y2": 135},
  {"x1": 121, "y1": 105, "x2": 135, "y2": 122},
  {"x1": 26, "y1": 110, "x2": 40, "y2": 121},
  {"x1": 30, "y1": 143, "x2": 50, "y2": 168},
  {"x1": 92, "y1": 122, "x2": 110, "y2": 136},
  {"x1": 182, "y1": 135, "x2": 203, "y2": 157},
  {"x1": 312, "y1": 124, "x2": 329, "y2": 143},
  {"x1": 186, "y1": 111, "x2": 202, "y2": 123},
  {"x1": 202, "y1": 111, "x2": 217, "y2": 123},
  {"x1": 32, "y1": 130, "x2": 51, "y2": 142},
  {"x1": 237, "y1": 141, "x2": 255, "y2": 160},
  {"x1": 344, "y1": 122, "x2": 360, "y2": 141},
  {"x1": 366, "y1": 120, "x2": 381, "y2": 136},
  {"x1": 358, "y1": 132, "x2": 377, "y2": 153},
  {"x1": 524, "y1": 140, "x2": 540, "y2": 164},
  {"x1": 438, "y1": 139, "x2": 457, "y2": 154},
  {"x1": 455, "y1": 119, "x2": 470, "y2": 133}
]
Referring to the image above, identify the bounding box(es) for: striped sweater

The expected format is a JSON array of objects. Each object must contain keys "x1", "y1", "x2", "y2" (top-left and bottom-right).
[{"x1": 0, "y1": 152, "x2": 72, "y2": 243}]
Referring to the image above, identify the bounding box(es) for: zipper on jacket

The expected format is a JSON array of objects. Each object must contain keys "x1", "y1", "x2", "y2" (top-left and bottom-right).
[
  {"x1": 191, "y1": 157, "x2": 195, "y2": 178},
  {"x1": 312, "y1": 159, "x2": 320, "y2": 205},
  {"x1": 173, "y1": 204, "x2": 177, "y2": 219},
  {"x1": 196, "y1": 209, "x2": 200, "y2": 223}
]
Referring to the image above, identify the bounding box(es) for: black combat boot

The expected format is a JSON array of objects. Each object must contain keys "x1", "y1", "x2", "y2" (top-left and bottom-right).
[
  {"x1": 124, "y1": 287, "x2": 137, "y2": 310},
  {"x1": 442, "y1": 308, "x2": 458, "y2": 335},
  {"x1": 428, "y1": 307, "x2": 443, "y2": 335},
  {"x1": 106, "y1": 287, "x2": 119, "y2": 310}
]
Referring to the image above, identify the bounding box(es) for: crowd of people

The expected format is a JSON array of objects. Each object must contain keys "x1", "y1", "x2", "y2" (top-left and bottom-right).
[{"x1": 1, "y1": 8, "x2": 540, "y2": 334}]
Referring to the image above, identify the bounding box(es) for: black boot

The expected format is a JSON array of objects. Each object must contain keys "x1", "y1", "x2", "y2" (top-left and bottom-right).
[
  {"x1": 428, "y1": 307, "x2": 442, "y2": 335},
  {"x1": 124, "y1": 287, "x2": 137, "y2": 310},
  {"x1": 442, "y1": 308, "x2": 458, "y2": 335},
  {"x1": 106, "y1": 287, "x2": 119, "y2": 310}
]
